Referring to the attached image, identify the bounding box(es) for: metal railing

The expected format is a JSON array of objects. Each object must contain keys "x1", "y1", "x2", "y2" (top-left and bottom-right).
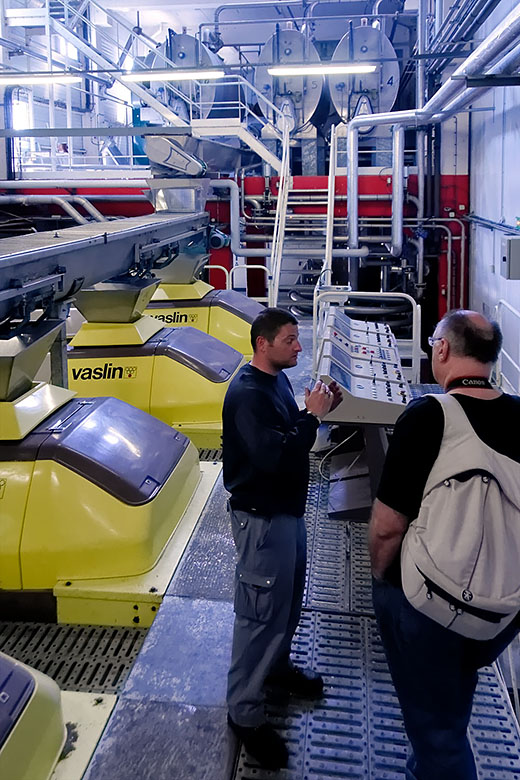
[
  {"x1": 268, "y1": 121, "x2": 291, "y2": 307},
  {"x1": 229, "y1": 264, "x2": 270, "y2": 303},
  {"x1": 494, "y1": 300, "x2": 520, "y2": 394}
]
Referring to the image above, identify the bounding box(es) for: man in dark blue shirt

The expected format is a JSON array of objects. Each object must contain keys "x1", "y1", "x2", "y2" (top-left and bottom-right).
[{"x1": 223, "y1": 307, "x2": 342, "y2": 770}]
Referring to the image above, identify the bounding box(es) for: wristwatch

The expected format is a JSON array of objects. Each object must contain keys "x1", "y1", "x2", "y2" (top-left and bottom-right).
[{"x1": 307, "y1": 410, "x2": 322, "y2": 424}]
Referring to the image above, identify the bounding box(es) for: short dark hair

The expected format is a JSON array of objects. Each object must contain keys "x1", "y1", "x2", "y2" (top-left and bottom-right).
[
  {"x1": 439, "y1": 309, "x2": 502, "y2": 364},
  {"x1": 251, "y1": 307, "x2": 297, "y2": 351}
]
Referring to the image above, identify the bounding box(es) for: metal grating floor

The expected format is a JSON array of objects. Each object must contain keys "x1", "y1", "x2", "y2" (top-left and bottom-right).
[
  {"x1": 234, "y1": 453, "x2": 520, "y2": 780},
  {"x1": 199, "y1": 448, "x2": 223, "y2": 462},
  {"x1": 0, "y1": 622, "x2": 146, "y2": 694}
]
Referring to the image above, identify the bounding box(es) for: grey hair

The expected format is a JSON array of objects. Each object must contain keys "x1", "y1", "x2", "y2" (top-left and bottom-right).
[{"x1": 437, "y1": 309, "x2": 502, "y2": 364}]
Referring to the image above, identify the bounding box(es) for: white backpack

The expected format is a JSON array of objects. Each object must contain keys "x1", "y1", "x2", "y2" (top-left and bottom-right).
[{"x1": 401, "y1": 393, "x2": 520, "y2": 640}]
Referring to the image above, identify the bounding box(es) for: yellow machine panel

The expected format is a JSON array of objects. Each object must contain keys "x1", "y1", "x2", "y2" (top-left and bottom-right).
[
  {"x1": 68, "y1": 324, "x2": 244, "y2": 449},
  {"x1": 0, "y1": 395, "x2": 202, "y2": 625},
  {"x1": 150, "y1": 355, "x2": 229, "y2": 447},
  {"x1": 208, "y1": 305, "x2": 253, "y2": 357},
  {"x1": 68, "y1": 355, "x2": 154, "y2": 414},
  {"x1": 145, "y1": 284, "x2": 263, "y2": 359},
  {"x1": 0, "y1": 653, "x2": 66, "y2": 780},
  {"x1": 147, "y1": 305, "x2": 210, "y2": 333},
  {"x1": 21, "y1": 440, "x2": 199, "y2": 589},
  {"x1": 0, "y1": 462, "x2": 34, "y2": 590}
]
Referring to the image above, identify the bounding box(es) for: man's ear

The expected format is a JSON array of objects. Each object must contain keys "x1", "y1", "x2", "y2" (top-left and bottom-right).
[
  {"x1": 255, "y1": 335, "x2": 266, "y2": 353},
  {"x1": 438, "y1": 338, "x2": 449, "y2": 362}
]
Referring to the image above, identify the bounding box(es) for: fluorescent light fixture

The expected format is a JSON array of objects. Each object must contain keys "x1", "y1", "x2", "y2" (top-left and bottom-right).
[
  {"x1": 0, "y1": 73, "x2": 82, "y2": 85},
  {"x1": 267, "y1": 64, "x2": 377, "y2": 77},
  {"x1": 121, "y1": 69, "x2": 225, "y2": 83}
]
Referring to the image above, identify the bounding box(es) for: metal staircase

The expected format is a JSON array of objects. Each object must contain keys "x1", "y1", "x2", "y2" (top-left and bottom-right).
[
  {"x1": 5, "y1": 0, "x2": 285, "y2": 167},
  {"x1": 266, "y1": 126, "x2": 342, "y2": 313}
]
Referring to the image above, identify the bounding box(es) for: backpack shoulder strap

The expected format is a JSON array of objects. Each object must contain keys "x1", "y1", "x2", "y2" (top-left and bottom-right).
[
  {"x1": 421, "y1": 393, "x2": 486, "y2": 493},
  {"x1": 421, "y1": 393, "x2": 520, "y2": 506},
  {"x1": 424, "y1": 392, "x2": 477, "y2": 444},
  {"x1": 424, "y1": 393, "x2": 476, "y2": 436}
]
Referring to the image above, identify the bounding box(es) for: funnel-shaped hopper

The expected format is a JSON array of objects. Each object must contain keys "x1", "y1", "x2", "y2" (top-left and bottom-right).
[
  {"x1": 0, "y1": 320, "x2": 63, "y2": 401},
  {"x1": 74, "y1": 278, "x2": 160, "y2": 323}
]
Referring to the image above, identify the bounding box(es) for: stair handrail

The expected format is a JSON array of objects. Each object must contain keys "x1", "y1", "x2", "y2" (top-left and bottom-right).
[
  {"x1": 189, "y1": 75, "x2": 284, "y2": 141},
  {"x1": 52, "y1": 0, "x2": 195, "y2": 110},
  {"x1": 49, "y1": 0, "x2": 287, "y2": 144},
  {"x1": 268, "y1": 119, "x2": 291, "y2": 307}
]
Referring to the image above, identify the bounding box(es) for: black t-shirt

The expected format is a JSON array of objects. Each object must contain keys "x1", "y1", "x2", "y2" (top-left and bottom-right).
[
  {"x1": 377, "y1": 391, "x2": 520, "y2": 582},
  {"x1": 222, "y1": 363, "x2": 319, "y2": 518}
]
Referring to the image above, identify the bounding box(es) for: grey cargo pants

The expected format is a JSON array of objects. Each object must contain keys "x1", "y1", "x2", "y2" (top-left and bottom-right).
[{"x1": 227, "y1": 508, "x2": 307, "y2": 726}]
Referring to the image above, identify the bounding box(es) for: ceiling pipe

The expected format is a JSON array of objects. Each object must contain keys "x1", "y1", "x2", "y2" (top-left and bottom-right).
[
  {"x1": 422, "y1": 2, "x2": 520, "y2": 116},
  {"x1": 347, "y1": 2, "x2": 520, "y2": 284},
  {"x1": 430, "y1": 40, "x2": 520, "y2": 120}
]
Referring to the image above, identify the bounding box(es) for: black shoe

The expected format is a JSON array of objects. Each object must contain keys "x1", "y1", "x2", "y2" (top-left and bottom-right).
[
  {"x1": 227, "y1": 714, "x2": 289, "y2": 770},
  {"x1": 267, "y1": 666, "x2": 324, "y2": 700}
]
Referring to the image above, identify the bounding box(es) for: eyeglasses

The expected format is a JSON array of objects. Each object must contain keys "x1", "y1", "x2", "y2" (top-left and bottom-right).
[{"x1": 428, "y1": 336, "x2": 443, "y2": 347}]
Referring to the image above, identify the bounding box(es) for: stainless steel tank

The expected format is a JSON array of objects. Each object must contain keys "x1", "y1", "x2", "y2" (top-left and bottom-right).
[
  {"x1": 167, "y1": 33, "x2": 239, "y2": 120},
  {"x1": 255, "y1": 28, "x2": 328, "y2": 134},
  {"x1": 329, "y1": 23, "x2": 399, "y2": 131}
]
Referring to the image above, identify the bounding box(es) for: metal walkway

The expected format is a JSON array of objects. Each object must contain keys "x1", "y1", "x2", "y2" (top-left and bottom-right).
[
  {"x1": 234, "y1": 457, "x2": 520, "y2": 780},
  {"x1": 2, "y1": 450, "x2": 519, "y2": 778}
]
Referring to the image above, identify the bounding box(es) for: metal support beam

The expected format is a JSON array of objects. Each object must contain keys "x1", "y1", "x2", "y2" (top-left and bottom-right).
[{"x1": 0, "y1": 126, "x2": 191, "y2": 138}]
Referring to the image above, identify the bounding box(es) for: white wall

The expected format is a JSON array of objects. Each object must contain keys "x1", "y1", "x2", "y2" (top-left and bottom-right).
[{"x1": 468, "y1": 0, "x2": 520, "y2": 374}]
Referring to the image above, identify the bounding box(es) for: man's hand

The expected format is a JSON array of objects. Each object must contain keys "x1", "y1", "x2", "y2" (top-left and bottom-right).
[
  {"x1": 327, "y1": 380, "x2": 343, "y2": 412},
  {"x1": 305, "y1": 381, "x2": 333, "y2": 419}
]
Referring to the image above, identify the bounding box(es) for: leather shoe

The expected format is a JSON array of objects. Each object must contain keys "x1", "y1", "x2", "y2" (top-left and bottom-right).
[
  {"x1": 227, "y1": 714, "x2": 288, "y2": 770},
  {"x1": 266, "y1": 665, "x2": 324, "y2": 700}
]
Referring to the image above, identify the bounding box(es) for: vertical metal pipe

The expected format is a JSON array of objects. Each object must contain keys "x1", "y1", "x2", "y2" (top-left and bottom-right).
[
  {"x1": 416, "y1": 130, "x2": 426, "y2": 294},
  {"x1": 417, "y1": 0, "x2": 427, "y2": 109},
  {"x1": 324, "y1": 123, "x2": 337, "y2": 285},
  {"x1": 391, "y1": 124, "x2": 404, "y2": 257},
  {"x1": 45, "y1": 0, "x2": 57, "y2": 172},
  {"x1": 415, "y1": 0, "x2": 428, "y2": 296},
  {"x1": 347, "y1": 123, "x2": 359, "y2": 250}
]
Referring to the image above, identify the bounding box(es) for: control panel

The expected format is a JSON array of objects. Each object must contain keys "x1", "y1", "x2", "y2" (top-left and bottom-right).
[
  {"x1": 331, "y1": 310, "x2": 392, "y2": 336},
  {"x1": 323, "y1": 341, "x2": 405, "y2": 384},
  {"x1": 318, "y1": 310, "x2": 411, "y2": 425},
  {"x1": 322, "y1": 326, "x2": 400, "y2": 364}
]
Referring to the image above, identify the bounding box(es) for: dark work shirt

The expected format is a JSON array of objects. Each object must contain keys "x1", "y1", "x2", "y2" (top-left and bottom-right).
[
  {"x1": 377, "y1": 391, "x2": 520, "y2": 583},
  {"x1": 222, "y1": 363, "x2": 319, "y2": 518}
]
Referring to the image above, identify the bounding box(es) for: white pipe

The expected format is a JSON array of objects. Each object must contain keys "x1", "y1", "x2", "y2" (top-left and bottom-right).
[
  {"x1": 324, "y1": 123, "x2": 337, "y2": 286},
  {"x1": 425, "y1": 2, "x2": 520, "y2": 116},
  {"x1": 210, "y1": 178, "x2": 369, "y2": 263},
  {"x1": 391, "y1": 125, "x2": 404, "y2": 258},
  {"x1": 0, "y1": 194, "x2": 88, "y2": 224},
  {"x1": 347, "y1": 3, "x2": 520, "y2": 267},
  {"x1": 210, "y1": 179, "x2": 270, "y2": 259},
  {"x1": 68, "y1": 196, "x2": 106, "y2": 221},
  {"x1": 0, "y1": 179, "x2": 151, "y2": 189}
]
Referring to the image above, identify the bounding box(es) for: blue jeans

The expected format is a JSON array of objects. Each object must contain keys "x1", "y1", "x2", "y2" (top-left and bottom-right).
[
  {"x1": 373, "y1": 577, "x2": 519, "y2": 780},
  {"x1": 227, "y1": 510, "x2": 307, "y2": 726}
]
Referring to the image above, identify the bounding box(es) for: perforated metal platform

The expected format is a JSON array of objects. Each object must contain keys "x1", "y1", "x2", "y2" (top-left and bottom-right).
[
  {"x1": 199, "y1": 448, "x2": 223, "y2": 462},
  {"x1": 0, "y1": 622, "x2": 146, "y2": 693},
  {"x1": 233, "y1": 453, "x2": 520, "y2": 780}
]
